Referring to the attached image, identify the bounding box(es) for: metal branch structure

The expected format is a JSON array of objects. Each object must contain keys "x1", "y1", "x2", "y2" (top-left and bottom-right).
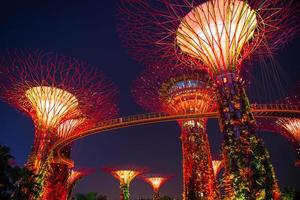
[
  {"x1": 117, "y1": 0, "x2": 299, "y2": 199},
  {"x1": 142, "y1": 174, "x2": 171, "y2": 200},
  {"x1": 0, "y1": 49, "x2": 118, "y2": 199},
  {"x1": 103, "y1": 166, "x2": 146, "y2": 200},
  {"x1": 133, "y1": 65, "x2": 219, "y2": 199}
]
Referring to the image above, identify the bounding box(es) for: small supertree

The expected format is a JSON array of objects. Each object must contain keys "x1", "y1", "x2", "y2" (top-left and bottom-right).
[
  {"x1": 133, "y1": 65, "x2": 219, "y2": 200},
  {"x1": 103, "y1": 166, "x2": 146, "y2": 200},
  {"x1": 117, "y1": 0, "x2": 299, "y2": 198},
  {"x1": 67, "y1": 168, "x2": 96, "y2": 198},
  {"x1": 142, "y1": 174, "x2": 171, "y2": 200},
  {"x1": 0, "y1": 49, "x2": 118, "y2": 198},
  {"x1": 212, "y1": 160, "x2": 223, "y2": 177},
  {"x1": 276, "y1": 118, "x2": 300, "y2": 167},
  {"x1": 257, "y1": 92, "x2": 300, "y2": 167}
]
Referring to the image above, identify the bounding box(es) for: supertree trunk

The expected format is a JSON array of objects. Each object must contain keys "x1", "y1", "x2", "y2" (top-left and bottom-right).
[
  {"x1": 25, "y1": 129, "x2": 55, "y2": 199},
  {"x1": 153, "y1": 190, "x2": 160, "y2": 200},
  {"x1": 296, "y1": 144, "x2": 300, "y2": 167},
  {"x1": 216, "y1": 73, "x2": 280, "y2": 200},
  {"x1": 180, "y1": 119, "x2": 219, "y2": 200},
  {"x1": 39, "y1": 146, "x2": 71, "y2": 200},
  {"x1": 120, "y1": 183, "x2": 130, "y2": 200}
]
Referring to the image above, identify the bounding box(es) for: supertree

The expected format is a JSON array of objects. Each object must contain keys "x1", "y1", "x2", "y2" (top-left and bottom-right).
[
  {"x1": 0, "y1": 49, "x2": 118, "y2": 199},
  {"x1": 258, "y1": 94, "x2": 300, "y2": 167},
  {"x1": 142, "y1": 174, "x2": 171, "y2": 200},
  {"x1": 67, "y1": 168, "x2": 96, "y2": 198},
  {"x1": 103, "y1": 166, "x2": 146, "y2": 200},
  {"x1": 212, "y1": 160, "x2": 223, "y2": 177},
  {"x1": 133, "y1": 65, "x2": 219, "y2": 200},
  {"x1": 117, "y1": 0, "x2": 299, "y2": 198}
]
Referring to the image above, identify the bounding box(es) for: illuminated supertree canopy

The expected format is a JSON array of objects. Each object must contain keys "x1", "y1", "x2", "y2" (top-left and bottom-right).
[
  {"x1": 0, "y1": 49, "x2": 118, "y2": 198},
  {"x1": 276, "y1": 118, "x2": 300, "y2": 167},
  {"x1": 67, "y1": 168, "x2": 96, "y2": 197},
  {"x1": 117, "y1": 1, "x2": 299, "y2": 199},
  {"x1": 142, "y1": 174, "x2": 171, "y2": 200},
  {"x1": 133, "y1": 65, "x2": 220, "y2": 199},
  {"x1": 212, "y1": 160, "x2": 223, "y2": 177},
  {"x1": 103, "y1": 166, "x2": 146, "y2": 200},
  {"x1": 117, "y1": 0, "x2": 299, "y2": 74}
]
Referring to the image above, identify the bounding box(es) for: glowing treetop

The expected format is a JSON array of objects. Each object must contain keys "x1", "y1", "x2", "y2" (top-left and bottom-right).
[
  {"x1": 117, "y1": 0, "x2": 298, "y2": 75},
  {"x1": 142, "y1": 174, "x2": 171, "y2": 196},
  {"x1": 133, "y1": 65, "x2": 215, "y2": 115},
  {"x1": 103, "y1": 166, "x2": 146, "y2": 200},
  {"x1": 212, "y1": 160, "x2": 223, "y2": 176},
  {"x1": 68, "y1": 168, "x2": 95, "y2": 187},
  {"x1": 176, "y1": 0, "x2": 257, "y2": 73}
]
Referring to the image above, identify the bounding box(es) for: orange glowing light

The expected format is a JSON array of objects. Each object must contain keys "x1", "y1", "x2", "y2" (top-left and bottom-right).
[
  {"x1": 276, "y1": 118, "x2": 300, "y2": 142},
  {"x1": 144, "y1": 176, "x2": 170, "y2": 192},
  {"x1": 212, "y1": 160, "x2": 223, "y2": 176},
  {"x1": 25, "y1": 86, "x2": 79, "y2": 129},
  {"x1": 112, "y1": 170, "x2": 141, "y2": 186},
  {"x1": 68, "y1": 170, "x2": 85, "y2": 185},
  {"x1": 176, "y1": 0, "x2": 257, "y2": 73},
  {"x1": 57, "y1": 118, "x2": 85, "y2": 139}
]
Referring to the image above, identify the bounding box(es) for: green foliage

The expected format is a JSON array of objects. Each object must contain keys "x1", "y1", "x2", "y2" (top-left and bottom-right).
[
  {"x1": 0, "y1": 144, "x2": 41, "y2": 200},
  {"x1": 282, "y1": 187, "x2": 300, "y2": 200}
]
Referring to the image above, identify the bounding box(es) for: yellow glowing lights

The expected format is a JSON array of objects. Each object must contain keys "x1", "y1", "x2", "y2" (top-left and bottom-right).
[
  {"x1": 114, "y1": 170, "x2": 140, "y2": 185},
  {"x1": 277, "y1": 118, "x2": 300, "y2": 141},
  {"x1": 212, "y1": 160, "x2": 222, "y2": 175},
  {"x1": 57, "y1": 118, "x2": 85, "y2": 139},
  {"x1": 25, "y1": 86, "x2": 79, "y2": 129},
  {"x1": 145, "y1": 177, "x2": 167, "y2": 191},
  {"x1": 176, "y1": 0, "x2": 257, "y2": 73}
]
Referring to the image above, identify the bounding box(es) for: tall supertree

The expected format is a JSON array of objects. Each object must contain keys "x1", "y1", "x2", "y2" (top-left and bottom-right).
[
  {"x1": 133, "y1": 65, "x2": 219, "y2": 200},
  {"x1": 117, "y1": 0, "x2": 299, "y2": 198},
  {"x1": 142, "y1": 174, "x2": 171, "y2": 200},
  {"x1": 0, "y1": 49, "x2": 118, "y2": 199},
  {"x1": 103, "y1": 166, "x2": 146, "y2": 200}
]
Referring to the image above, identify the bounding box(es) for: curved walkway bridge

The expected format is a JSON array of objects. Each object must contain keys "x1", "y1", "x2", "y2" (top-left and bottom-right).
[{"x1": 53, "y1": 104, "x2": 300, "y2": 167}]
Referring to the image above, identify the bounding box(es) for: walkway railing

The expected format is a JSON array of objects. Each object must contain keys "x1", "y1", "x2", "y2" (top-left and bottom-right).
[{"x1": 52, "y1": 104, "x2": 300, "y2": 167}]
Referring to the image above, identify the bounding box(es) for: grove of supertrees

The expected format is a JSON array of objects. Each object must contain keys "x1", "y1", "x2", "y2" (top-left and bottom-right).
[
  {"x1": 142, "y1": 174, "x2": 171, "y2": 200},
  {"x1": 117, "y1": 0, "x2": 299, "y2": 199},
  {"x1": 0, "y1": 49, "x2": 118, "y2": 199},
  {"x1": 133, "y1": 65, "x2": 219, "y2": 199},
  {"x1": 103, "y1": 166, "x2": 146, "y2": 200}
]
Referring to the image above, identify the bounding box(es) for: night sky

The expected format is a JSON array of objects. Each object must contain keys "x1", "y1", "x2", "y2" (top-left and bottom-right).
[{"x1": 0, "y1": 1, "x2": 299, "y2": 199}]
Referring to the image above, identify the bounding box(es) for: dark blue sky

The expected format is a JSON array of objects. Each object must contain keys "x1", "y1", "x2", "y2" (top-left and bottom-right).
[{"x1": 0, "y1": 1, "x2": 299, "y2": 199}]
